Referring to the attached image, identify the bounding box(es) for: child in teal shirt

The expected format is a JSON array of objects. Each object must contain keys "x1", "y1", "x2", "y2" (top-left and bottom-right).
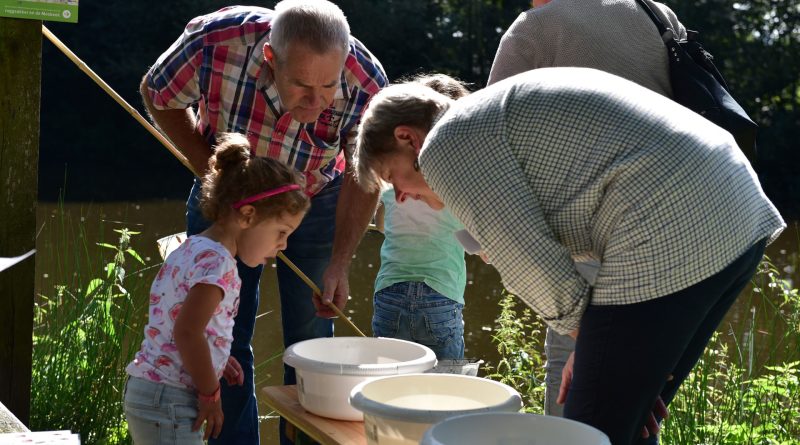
[{"x1": 372, "y1": 74, "x2": 470, "y2": 359}]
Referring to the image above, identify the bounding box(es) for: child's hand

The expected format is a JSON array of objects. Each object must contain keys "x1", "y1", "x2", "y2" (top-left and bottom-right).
[
  {"x1": 223, "y1": 356, "x2": 244, "y2": 386},
  {"x1": 194, "y1": 392, "x2": 224, "y2": 440}
]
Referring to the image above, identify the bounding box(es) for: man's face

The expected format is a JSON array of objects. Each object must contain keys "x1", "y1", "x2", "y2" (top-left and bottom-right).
[{"x1": 265, "y1": 42, "x2": 346, "y2": 123}]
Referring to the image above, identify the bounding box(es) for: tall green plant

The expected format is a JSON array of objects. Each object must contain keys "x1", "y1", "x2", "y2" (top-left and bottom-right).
[
  {"x1": 483, "y1": 291, "x2": 546, "y2": 414},
  {"x1": 662, "y1": 256, "x2": 800, "y2": 445},
  {"x1": 32, "y1": 220, "x2": 151, "y2": 445}
]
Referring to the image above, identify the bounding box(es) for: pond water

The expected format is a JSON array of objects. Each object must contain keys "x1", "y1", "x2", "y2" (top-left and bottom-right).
[{"x1": 34, "y1": 200, "x2": 798, "y2": 443}]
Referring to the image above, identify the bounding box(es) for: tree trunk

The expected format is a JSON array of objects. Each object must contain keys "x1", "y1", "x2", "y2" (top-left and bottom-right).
[{"x1": 0, "y1": 17, "x2": 41, "y2": 426}]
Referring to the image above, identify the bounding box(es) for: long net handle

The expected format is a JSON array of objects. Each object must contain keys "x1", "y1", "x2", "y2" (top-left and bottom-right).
[{"x1": 41, "y1": 25, "x2": 198, "y2": 177}]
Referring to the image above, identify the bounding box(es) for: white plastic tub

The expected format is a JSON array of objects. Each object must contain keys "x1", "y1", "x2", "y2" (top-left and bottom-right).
[
  {"x1": 282, "y1": 337, "x2": 436, "y2": 421},
  {"x1": 420, "y1": 412, "x2": 611, "y2": 445},
  {"x1": 349, "y1": 373, "x2": 522, "y2": 445}
]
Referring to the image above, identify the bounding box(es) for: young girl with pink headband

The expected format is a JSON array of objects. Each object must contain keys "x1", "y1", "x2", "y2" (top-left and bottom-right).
[{"x1": 124, "y1": 133, "x2": 309, "y2": 444}]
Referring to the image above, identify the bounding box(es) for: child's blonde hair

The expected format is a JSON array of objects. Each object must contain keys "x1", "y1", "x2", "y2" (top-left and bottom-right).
[{"x1": 200, "y1": 133, "x2": 309, "y2": 222}]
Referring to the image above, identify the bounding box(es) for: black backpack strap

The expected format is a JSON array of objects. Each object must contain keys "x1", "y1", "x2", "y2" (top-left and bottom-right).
[{"x1": 634, "y1": 0, "x2": 675, "y2": 42}]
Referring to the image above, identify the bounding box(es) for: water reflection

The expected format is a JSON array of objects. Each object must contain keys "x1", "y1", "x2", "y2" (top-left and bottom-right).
[{"x1": 34, "y1": 201, "x2": 799, "y2": 443}]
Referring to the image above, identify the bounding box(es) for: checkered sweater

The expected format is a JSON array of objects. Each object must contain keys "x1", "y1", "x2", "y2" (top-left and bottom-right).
[{"x1": 420, "y1": 68, "x2": 785, "y2": 334}]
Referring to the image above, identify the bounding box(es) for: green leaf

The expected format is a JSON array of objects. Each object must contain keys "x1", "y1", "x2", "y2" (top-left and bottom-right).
[
  {"x1": 114, "y1": 228, "x2": 141, "y2": 235},
  {"x1": 105, "y1": 263, "x2": 116, "y2": 279},
  {"x1": 85, "y1": 278, "x2": 104, "y2": 297},
  {"x1": 126, "y1": 248, "x2": 145, "y2": 265}
]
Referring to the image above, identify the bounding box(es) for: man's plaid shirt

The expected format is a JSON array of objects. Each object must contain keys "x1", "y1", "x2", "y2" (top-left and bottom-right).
[
  {"x1": 420, "y1": 68, "x2": 785, "y2": 334},
  {"x1": 146, "y1": 6, "x2": 387, "y2": 195}
]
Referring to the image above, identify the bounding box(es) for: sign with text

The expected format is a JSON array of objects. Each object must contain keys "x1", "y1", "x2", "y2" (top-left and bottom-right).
[{"x1": 0, "y1": 0, "x2": 78, "y2": 23}]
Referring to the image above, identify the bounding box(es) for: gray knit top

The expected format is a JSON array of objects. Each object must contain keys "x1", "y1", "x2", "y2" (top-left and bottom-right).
[{"x1": 488, "y1": 0, "x2": 687, "y2": 97}]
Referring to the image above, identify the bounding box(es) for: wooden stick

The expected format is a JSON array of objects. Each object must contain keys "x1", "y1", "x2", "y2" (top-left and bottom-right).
[
  {"x1": 42, "y1": 25, "x2": 368, "y2": 338},
  {"x1": 41, "y1": 25, "x2": 198, "y2": 177},
  {"x1": 277, "y1": 252, "x2": 367, "y2": 337}
]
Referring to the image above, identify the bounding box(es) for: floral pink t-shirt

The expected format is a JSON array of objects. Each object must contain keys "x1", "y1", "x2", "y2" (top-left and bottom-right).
[{"x1": 126, "y1": 236, "x2": 241, "y2": 389}]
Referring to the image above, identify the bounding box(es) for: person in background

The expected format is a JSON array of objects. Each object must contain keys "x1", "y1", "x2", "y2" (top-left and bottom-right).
[
  {"x1": 139, "y1": 1, "x2": 387, "y2": 443},
  {"x1": 372, "y1": 74, "x2": 471, "y2": 360},
  {"x1": 487, "y1": 0, "x2": 687, "y2": 424},
  {"x1": 124, "y1": 133, "x2": 309, "y2": 445},
  {"x1": 352, "y1": 69, "x2": 785, "y2": 445}
]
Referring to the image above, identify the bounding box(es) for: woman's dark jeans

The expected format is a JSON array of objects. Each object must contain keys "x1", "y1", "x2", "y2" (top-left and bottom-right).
[{"x1": 563, "y1": 239, "x2": 767, "y2": 445}]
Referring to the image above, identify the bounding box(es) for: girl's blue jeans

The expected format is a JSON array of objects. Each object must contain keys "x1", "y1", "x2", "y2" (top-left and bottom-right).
[
  {"x1": 186, "y1": 175, "x2": 340, "y2": 445},
  {"x1": 372, "y1": 281, "x2": 465, "y2": 360},
  {"x1": 124, "y1": 376, "x2": 203, "y2": 445}
]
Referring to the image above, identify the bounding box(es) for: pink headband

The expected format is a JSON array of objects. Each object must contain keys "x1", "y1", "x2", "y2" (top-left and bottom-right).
[{"x1": 232, "y1": 184, "x2": 302, "y2": 209}]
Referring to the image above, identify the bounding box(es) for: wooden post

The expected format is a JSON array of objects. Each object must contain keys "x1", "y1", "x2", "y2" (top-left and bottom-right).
[{"x1": 0, "y1": 17, "x2": 41, "y2": 425}]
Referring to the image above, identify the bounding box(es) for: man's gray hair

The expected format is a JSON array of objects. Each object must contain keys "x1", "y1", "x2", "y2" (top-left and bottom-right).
[
  {"x1": 271, "y1": 0, "x2": 350, "y2": 62},
  {"x1": 354, "y1": 83, "x2": 453, "y2": 192}
]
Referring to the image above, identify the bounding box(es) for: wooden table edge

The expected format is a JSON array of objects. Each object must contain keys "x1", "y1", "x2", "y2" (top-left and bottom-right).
[{"x1": 261, "y1": 385, "x2": 367, "y2": 445}]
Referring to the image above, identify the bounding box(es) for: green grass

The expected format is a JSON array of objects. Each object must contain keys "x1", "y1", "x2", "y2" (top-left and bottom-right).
[
  {"x1": 31, "y1": 205, "x2": 154, "y2": 444},
  {"x1": 660, "y1": 255, "x2": 800, "y2": 445},
  {"x1": 482, "y1": 292, "x2": 546, "y2": 414}
]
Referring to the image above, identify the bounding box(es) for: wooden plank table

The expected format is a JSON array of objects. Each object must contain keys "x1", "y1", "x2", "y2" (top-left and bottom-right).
[{"x1": 262, "y1": 385, "x2": 366, "y2": 445}]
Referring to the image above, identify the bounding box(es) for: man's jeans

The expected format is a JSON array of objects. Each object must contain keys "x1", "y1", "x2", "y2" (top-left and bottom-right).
[
  {"x1": 186, "y1": 175, "x2": 340, "y2": 445},
  {"x1": 372, "y1": 282, "x2": 465, "y2": 359},
  {"x1": 544, "y1": 328, "x2": 575, "y2": 417}
]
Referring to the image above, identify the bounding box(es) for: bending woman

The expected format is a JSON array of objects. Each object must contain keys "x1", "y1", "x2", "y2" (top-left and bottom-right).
[{"x1": 352, "y1": 68, "x2": 785, "y2": 445}]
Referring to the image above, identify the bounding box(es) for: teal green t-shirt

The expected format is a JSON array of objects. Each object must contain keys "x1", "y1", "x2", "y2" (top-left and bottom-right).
[{"x1": 375, "y1": 188, "x2": 466, "y2": 304}]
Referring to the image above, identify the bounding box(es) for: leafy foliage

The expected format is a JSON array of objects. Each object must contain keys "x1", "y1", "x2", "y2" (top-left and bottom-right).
[
  {"x1": 483, "y1": 291, "x2": 547, "y2": 414},
  {"x1": 31, "y1": 213, "x2": 152, "y2": 445}
]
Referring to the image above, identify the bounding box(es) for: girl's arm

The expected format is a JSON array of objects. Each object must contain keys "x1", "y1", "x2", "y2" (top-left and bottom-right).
[{"x1": 173, "y1": 283, "x2": 224, "y2": 439}]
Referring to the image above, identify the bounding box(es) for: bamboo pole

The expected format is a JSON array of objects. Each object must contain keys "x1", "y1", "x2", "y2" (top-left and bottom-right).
[
  {"x1": 42, "y1": 24, "x2": 369, "y2": 336},
  {"x1": 41, "y1": 25, "x2": 198, "y2": 176},
  {"x1": 276, "y1": 252, "x2": 367, "y2": 337}
]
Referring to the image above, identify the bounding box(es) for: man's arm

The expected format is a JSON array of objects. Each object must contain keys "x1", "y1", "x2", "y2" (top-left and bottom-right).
[
  {"x1": 316, "y1": 170, "x2": 379, "y2": 316},
  {"x1": 139, "y1": 75, "x2": 213, "y2": 177}
]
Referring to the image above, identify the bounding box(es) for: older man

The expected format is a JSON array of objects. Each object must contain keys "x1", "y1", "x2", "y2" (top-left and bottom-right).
[
  {"x1": 140, "y1": 1, "x2": 387, "y2": 443},
  {"x1": 354, "y1": 69, "x2": 784, "y2": 445}
]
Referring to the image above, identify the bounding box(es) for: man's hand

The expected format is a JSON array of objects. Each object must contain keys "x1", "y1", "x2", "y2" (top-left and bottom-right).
[
  {"x1": 317, "y1": 171, "x2": 377, "y2": 318},
  {"x1": 314, "y1": 261, "x2": 349, "y2": 318},
  {"x1": 222, "y1": 356, "x2": 244, "y2": 386}
]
